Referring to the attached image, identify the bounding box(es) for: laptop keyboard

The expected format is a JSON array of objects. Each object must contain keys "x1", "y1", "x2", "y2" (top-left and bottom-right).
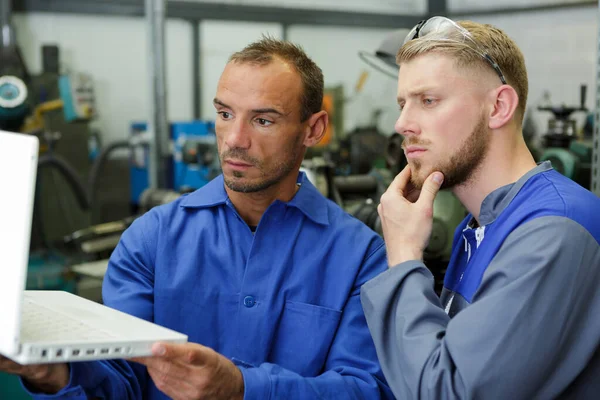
[{"x1": 20, "y1": 298, "x2": 116, "y2": 342}]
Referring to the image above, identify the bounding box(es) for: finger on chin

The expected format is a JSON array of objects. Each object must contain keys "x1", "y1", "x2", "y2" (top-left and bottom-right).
[{"x1": 417, "y1": 171, "x2": 443, "y2": 205}]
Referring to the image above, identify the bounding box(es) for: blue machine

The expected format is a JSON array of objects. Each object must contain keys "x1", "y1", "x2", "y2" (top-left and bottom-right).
[{"x1": 130, "y1": 121, "x2": 219, "y2": 205}]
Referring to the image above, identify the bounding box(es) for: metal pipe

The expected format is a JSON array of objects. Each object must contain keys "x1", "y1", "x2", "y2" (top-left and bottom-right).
[
  {"x1": 1, "y1": 0, "x2": 15, "y2": 47},
  {"x1": 146, "y1": 0, "x2": 169, "y2": 189},
  {"x1": 334, "y1": 175, "x2": 379, "y2": 194},
  {"x1": 428, "y1": 0, "x2": 447, "y2": 17},
  {"x1": 37, "y1": 154, "x2": 91, "y2": 211},
  {"x1": 282, "y1": 23, "x2": 289, "y2": 41},
  {"x1": 192, "y1": 19, "x2": 201, "y2": 120}
]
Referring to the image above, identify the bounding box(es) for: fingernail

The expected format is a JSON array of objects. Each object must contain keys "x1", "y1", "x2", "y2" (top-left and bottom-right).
[
  {"x1": 154, "y1": 344, "x2": 166, "y2": 356},
  {"x1": 433, "y1": 173, "x2": 443, "y2": 184}
]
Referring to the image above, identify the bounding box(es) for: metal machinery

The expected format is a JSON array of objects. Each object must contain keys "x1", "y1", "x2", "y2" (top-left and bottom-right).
[
  {"x1": 0, "y1": 0, "x2": 29, "y2": 132},
  {"x1": 129, "y1": 120, "x2": 220, "y2": 210},
  {"x1": 0, "y1": 0, "x2": 99, "y2": 290},
  {"x1": 59, "y1": 120, "x2": 221, "y2": 274},
  {"x1": 537, "y1": 85, "x2": 593, "y2": 189},
  {"x1": 52, "y1": 1, "x2": 220, "y2": 283}
]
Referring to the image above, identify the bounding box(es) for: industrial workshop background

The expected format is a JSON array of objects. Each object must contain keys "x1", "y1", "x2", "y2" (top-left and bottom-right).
[{"x1": 0, "y1": 0, "x2": 599, "y2": 397}]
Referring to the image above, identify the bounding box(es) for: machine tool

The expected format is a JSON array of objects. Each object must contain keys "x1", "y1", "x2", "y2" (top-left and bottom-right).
[
  {"x1": 538, "y1": 85, "x2": 592, "y2": 189},
  {"x1": 129, "y1": 120, "x2": 220, "y2": 209},
  {"x1": 0, "y1": 0, "x2": 30, "y2": 132}
]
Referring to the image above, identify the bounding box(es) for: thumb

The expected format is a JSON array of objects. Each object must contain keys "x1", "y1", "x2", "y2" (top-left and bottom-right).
[{"x1": 417, "y1": 172, "x2": 444, "y2": 206}]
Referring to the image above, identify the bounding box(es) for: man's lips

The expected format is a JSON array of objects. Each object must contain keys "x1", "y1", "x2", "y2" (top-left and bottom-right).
[
  {"x1": 404, "y1": 146, "x2": 427, "y2": 158},
  {"x1": 224, "y1": 159, "x2": 253, "y2": 168},
  {"x1": 225, "y1": 160, "x2": 253, "y2": 170}
]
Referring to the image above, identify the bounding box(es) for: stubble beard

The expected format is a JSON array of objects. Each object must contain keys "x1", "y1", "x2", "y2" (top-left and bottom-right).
[
  {"x1": 410, "y1": 116, "x2": 490, "y2": 190},
  {"x1": 221, "y1": 134, "x2": 302, "y2": 193}
]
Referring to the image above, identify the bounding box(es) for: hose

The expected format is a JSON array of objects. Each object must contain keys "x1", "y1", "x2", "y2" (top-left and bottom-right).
[
  {"x1": 37, "y1": 154, "x2": 90, "y2": 210},
  {"x1": 34, "y1": 154, "x2": 90, "y2": 251},
  {"x1": 87, "y1": 140, "x2": 130, "y2": 223}
]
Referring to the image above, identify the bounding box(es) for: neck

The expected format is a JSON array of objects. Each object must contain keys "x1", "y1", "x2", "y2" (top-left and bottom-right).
[
  {"x1": 225, "y1": 172, "x2": 300, "y2": 227},
  {"x1": 452, "y1": 129, "x2": 537, "y2": 224}
]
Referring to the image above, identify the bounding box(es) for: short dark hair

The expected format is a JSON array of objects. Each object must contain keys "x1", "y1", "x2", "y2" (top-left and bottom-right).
[{"x1": 229, "y1": 36, "x2": 324, "y2": 122}]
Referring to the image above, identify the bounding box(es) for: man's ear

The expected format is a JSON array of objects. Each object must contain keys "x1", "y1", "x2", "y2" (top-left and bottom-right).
[
  {"x1": 303, "y1": 110, "x2": 328, "y2": 147},
  {"x1": 489, "y1": 85, "x2": 519, "y2": 130}
]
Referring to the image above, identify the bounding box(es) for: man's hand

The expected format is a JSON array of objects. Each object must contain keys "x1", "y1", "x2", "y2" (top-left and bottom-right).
[
  {"x1": 378, "y1": 166, "x2": 444, "y2": 266},
  {"x1": 131, "y1": 342, "x2": 244, "y2": 400},
  {"x1": 0, "y1": 355, "x2": 69, "y2": 394}
]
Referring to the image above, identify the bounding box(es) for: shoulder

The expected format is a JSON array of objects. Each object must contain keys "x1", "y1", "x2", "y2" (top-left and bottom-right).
[
  {"x1": 491, "y1": 216, "x2": 600, "y2": 280},
  {"x1": 126, "y1": 188, "x2": 220, "y2": 239},
  {"x1": 474, "y1": 215, "x2": 600, "y2": 301},
  {"x1": 517, "y1": 171, "x2": 600, "y2": 239},
  {"x1": 321, "y1": 198, "x2": 385, "y2": 258},
  {"x1": 504, "y1": 215, "x2": 598, "y2": 248}
]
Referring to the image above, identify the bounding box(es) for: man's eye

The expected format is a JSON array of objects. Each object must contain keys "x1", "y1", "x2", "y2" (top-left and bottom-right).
[
  {"x1": 256, "y1": 118, "x2": 272, "y2": 126},
  {"x1": 423, "y1": 98, "x2": 435, "y2": 106},
  {"x1": 218, "y1": 111, "x2": 231, "y2": 119}
]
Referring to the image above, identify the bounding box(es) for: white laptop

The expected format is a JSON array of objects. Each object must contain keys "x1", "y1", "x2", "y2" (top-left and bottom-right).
[{"x1": 0, "y1": 130, "x2": 187, "y2": 365}]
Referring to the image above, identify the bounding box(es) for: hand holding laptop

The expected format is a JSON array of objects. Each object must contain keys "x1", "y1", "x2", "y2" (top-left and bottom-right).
[
  {"x1": 0, "y1": 355, "x2": 68, "y2": 394},
  {"x1": 130, "y1": 342, "x2": 244, "y2": 400},
  {"x1": 0, "y1": 131, "x2": 188, "y2": 368}
]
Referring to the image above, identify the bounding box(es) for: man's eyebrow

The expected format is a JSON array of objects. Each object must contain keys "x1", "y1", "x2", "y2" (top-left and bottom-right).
[
  {"x1": 251, "y1": 108, "x2": 285, "y2": 116},
  {"x1": 213, "y1": 99, "x2": 286, "y2": 116},
  {"x1": 397, "y1": 88, "x2": 434, "y2": 103},
  {"x1": 213, "y1": 98, "x2": 230, "y2": 108}
]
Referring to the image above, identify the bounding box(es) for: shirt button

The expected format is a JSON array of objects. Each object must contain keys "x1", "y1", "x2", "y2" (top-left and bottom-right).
[{"x1": 243, "y1": 296, "x2": 256, "y2": 308}]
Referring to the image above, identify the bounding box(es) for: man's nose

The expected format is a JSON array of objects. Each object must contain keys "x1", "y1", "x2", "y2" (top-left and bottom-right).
[
  {"x1": 395, "y1": 105, "x2": 420, "y2": 138},
  {"x1": 225, "y1": 120, "x2": 251, "y2": 149}
]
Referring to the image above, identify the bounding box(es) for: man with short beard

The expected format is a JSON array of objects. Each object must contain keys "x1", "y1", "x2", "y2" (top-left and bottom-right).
[
  {"x1": 361, "y1": 17, "x2": 600, "y2": 399},
  {"x1": 0, "y1": 37, "x2": 394, "y2": 400}
]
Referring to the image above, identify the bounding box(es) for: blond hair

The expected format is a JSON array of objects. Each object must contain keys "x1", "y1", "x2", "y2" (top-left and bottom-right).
[{"x1": 397, "y1": 20, "x2": 528, "y2": 124}]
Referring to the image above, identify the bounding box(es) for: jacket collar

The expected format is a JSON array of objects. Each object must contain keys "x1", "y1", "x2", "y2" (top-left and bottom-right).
[
  {"x1": 478, "y1": 161, "x2": 553, "y2": 226},
  {"x1": 180, "y1": 172, "x2": 329, "y2": 225}
]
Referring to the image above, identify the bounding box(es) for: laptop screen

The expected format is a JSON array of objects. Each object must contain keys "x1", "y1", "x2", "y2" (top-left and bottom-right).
[{"x1": 0, "y1": 130, "x2": 39, "y2": 356}]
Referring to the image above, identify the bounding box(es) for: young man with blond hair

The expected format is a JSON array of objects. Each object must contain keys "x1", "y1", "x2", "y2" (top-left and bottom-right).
[{"x1": 361, "y1": 17, "x2": 600, "y2": 399}]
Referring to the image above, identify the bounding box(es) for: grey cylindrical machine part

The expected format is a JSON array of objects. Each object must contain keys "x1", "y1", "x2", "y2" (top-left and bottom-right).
[
  {"x1": 139, "y1": 188, "x2": 181, "y2": 211},
  {"x1": 334, "y1": 175, "x2": 378, "y2": 193},
  {"x1": 146, "y1": 0, "x2": 169, "y2": 189}
]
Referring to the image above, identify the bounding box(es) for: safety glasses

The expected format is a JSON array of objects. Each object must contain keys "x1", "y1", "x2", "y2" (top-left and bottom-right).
[{"x1": 403, "y1": 16, "x2": 507, "y2": 85}]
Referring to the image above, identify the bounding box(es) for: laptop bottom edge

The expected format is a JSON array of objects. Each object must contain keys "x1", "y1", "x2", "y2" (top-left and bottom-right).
[{"x1": 10, "y1": 337, "x2": 187, "y2": 365}]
